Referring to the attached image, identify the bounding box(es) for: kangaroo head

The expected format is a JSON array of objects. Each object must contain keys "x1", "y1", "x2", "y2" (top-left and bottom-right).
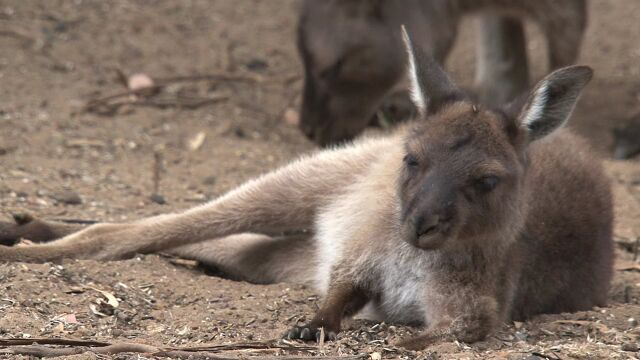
[
  {"x1": 398, "y1": 26, "x2": 593, "y2": 250},
  {"x1": 297, "y1": 0, "x2": 406, "y2": 146}
]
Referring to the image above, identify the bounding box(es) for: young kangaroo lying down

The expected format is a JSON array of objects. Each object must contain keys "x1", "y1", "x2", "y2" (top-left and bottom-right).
[
  {"x1": 299, "y1": 0, "x2": 587, "y2": 146},
  {"x1": 0, "y1": 28, "x2": 612, "y2": 350}
]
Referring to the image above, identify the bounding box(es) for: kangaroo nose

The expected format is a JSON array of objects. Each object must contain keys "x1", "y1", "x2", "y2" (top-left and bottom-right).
[{"x1": 416, "y1": 215, "x2": 440, "y2": 237}]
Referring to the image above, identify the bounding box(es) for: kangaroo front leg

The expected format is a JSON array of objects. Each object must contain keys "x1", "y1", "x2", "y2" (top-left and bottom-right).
[
  {"x1": 0, "y1": 142, "x2": 385, "y2": 263},
  {"x1": 285, "y1": 280, "x2": 369, "y2": 341},
  {"x1": 396, "y1": 290, "x2": 500, "y2": 350}
]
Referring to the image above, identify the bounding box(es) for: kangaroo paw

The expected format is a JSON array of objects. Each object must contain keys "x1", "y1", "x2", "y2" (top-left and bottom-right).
[{"x1": 284, "y1": 324, "x2": 338, "y2": 342}]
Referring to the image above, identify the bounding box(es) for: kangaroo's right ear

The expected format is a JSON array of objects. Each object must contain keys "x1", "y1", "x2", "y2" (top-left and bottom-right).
[
  {"x1": 518, "y1": 66, "x2": 593, "y2": 141},
  {"x1": 401, "y1": 25, "x2": 465, "y2": 116}
]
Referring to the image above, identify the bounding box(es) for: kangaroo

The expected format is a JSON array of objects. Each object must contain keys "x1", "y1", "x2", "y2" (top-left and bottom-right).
[
  {"x1": 0, "y1": 28, "x2": 612, "y2": 350},
  {"x1": 298, "y1": 0, "x2": 587, "y2": 146}
]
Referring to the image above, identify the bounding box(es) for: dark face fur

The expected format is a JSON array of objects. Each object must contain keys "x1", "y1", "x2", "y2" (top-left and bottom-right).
[
  {"x1": 399, "y1": 103, "x2": 526, "y2": 250},
  {"x1": 297, "y1": 0, "x2": 405, "y2": 146}
]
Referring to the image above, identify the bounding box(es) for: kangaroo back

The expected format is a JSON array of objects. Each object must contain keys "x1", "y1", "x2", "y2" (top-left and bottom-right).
[{"x1": 510, "y1": 131, "x2": 613, "y2": 319}]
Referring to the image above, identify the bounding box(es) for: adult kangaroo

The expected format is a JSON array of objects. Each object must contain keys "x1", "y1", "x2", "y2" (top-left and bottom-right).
[{"x1": 298, "y1": 0, "x2": 587, "y2": 146}]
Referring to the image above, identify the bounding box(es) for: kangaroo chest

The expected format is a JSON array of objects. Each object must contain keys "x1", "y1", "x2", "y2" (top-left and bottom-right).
[{"x1": 313, "y1": 194, "x2": 434, "y2": 325}]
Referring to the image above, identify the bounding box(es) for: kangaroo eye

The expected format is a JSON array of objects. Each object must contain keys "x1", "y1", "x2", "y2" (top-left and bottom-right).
[
  {"x1": 403, "y1": 154, "x2": 419, "y2": 167},
  {"x1": 475, "y1": 176, "x2": 500, "y2": 193}
]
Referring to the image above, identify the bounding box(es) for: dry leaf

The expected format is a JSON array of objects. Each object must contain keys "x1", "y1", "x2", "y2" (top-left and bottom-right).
[
  {"x1": 513, "y1": 321, "x2": 524, "y2": 330},
  {"x1": 89, "y1": 304, "x2": 108, "y2": 317},
  {"x1": 88, "y1": 287, "x2": 119, "y2": 308},
  {"x1": 177, "y1": 326, "x2": 190, "y2": 336},
  {"x1": 52, "y1": 323, "x2": 64, "y2": 334},
  {"x1": 188, "y1": 131, "x2": 206, "y2": 151}
]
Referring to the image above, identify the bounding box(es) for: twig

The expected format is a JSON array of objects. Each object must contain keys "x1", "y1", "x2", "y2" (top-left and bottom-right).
[
  {"x1": 84, "y1": 89, "x2": 229, "y2": 113},
  {"x1": 531, "y1": 352, "x2": 562, "y2": 360},
  {"x1": 0, "y1": 343, "x2": 158, "y2": 357},
  {"x1": 135, "y1": 93, "x2": 229, "y2": 109},
  {"x1": 83, "y1": 85, "x2": 163, "y2": 111},
  {"x1": 155, "y1": 72, "x2": 264, "y2": 85},
  {"x1": 50, "y1": 218, "x2": 99, "y2": 225},
  {"x1": 0, "y1": 346, "x2": 362, "y2": 360},
  {"x1": 0, "y1": 338, "x2": 335, "y2": 359},
  {"x1": 165, "y1": 341, "x2": 315, "y2": 352},
  {"x1": 0, "y1": 338, "x2": 110, "y2": 347},
  {"x1": 152, "y1": 151, "x2": 163, "y2": 195},
  {"x1": 154, "y1": 352, "x2": 363, "y2": 360}
]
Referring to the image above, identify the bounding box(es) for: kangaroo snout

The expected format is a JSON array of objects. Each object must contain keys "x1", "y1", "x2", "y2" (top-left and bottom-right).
[{"x1": 408, "y1": 210, "x2": 454, "y2": 250}]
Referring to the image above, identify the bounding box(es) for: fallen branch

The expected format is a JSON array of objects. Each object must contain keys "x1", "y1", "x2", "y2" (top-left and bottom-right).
[
  {"x1": 84, "y1": 88, "x2": 229, "y2": 114},
  {"x1": 50, "y1": 218, "x2": 99, "y2": 225},
  {"x1": 155, "y1": 72, "x2": 265, "y2": 84},
  {"x1": 0, "y1": 338, "x2": 357, "y2": 359},
  {"x1": 0, "y1": 338, "x2": 110, "y2": 347},
  {"x1": 0, "y1": 343, "x2": 158, "y2": 357},
  {"x1": 0, "y1": 344, "x2": 363, "y2": 360}
]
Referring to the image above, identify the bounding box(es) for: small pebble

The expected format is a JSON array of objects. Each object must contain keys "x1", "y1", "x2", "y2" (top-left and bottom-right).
[
  {"x1": 621, "y1": 342, "x2": 639, "y2": 352},
  {"x1": 233, "y1": 126, "x2": 246, "y2": 138},
  {"x1": 150, "y1": 193, "x2": 166, "y2": 205},
  {"x1": 628, "y1": 317, "x2": 638, "y2": 327},
  {"x1": 52, "y1": 190, "x2": 82, "y2": 205},
  {"x1": 245, "y1": 58, "x2": 268, "y2": 71},
  {"x1": 202, "y1": 176, "x2": 217, "y2": 186}
]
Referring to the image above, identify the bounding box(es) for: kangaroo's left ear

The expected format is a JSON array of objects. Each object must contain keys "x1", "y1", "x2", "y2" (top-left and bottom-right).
[{"x1": 518, "y1": 66, "x2": 593, "y2": 141}]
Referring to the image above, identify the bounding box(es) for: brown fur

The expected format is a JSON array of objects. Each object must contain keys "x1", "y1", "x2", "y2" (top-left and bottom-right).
[
  {"x1": 0, "y1": 43, "x2": 611, "y2": 349},
  {"x1": 298, "y1": 0, "x2": 587, "y2": 145}
]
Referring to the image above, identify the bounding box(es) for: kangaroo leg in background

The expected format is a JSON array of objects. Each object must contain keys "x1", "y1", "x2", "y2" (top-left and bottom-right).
[
  {"x1": 545, "y1": 21, "x2": 585, "y2": 69},
  {"x1": 0, "y1": 144, "x2": 379, "y2": 263},
  {"x1": 474, "y1": 15, "x2": 529, "y2": 108},
  {"x1": 542, "y1": 0, "x2": 587, "y2": 69}
]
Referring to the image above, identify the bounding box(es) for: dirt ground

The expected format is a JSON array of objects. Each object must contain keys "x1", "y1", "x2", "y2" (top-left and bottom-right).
[{"x1": 0, "y1": 1, "x2": 639, "y2": 359}]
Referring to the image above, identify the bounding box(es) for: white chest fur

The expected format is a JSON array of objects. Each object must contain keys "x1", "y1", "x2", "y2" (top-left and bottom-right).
[{"x1": 313, "y1": 179, "x2": 434, "y2": 325}]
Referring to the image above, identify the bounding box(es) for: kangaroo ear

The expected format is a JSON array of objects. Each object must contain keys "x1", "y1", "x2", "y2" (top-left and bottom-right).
[
  {"x1": 400, "y1": 25, "x2": 465, "y2": 116},
  {"x1": 518, "y1": 66, "x2": 592, "y2": 141}
]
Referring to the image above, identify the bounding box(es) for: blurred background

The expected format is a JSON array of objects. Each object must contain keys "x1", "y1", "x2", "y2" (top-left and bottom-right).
[{"x1": 0, "y1": 1, "x2": 639, "y2": 358}]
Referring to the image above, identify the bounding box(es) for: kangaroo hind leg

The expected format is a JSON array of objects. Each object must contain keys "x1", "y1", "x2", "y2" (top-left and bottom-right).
[
  {"x1": 169, "y1": 232, "x2": 316, "y2": 285},
  {"x1": 0, "y1": 143, "x2": 377, "y2": 263}
]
